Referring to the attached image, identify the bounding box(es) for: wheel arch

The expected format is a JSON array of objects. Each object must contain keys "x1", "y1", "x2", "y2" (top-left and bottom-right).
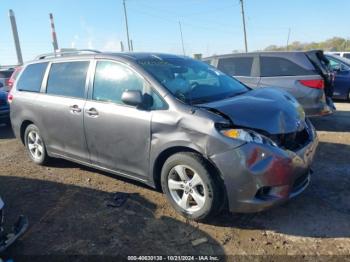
[
  {"x1": 151, "y1": 145, "x2": 224, "y2": 192},
  {"x1": 20, "y1": 120, "x2": 34, "y2": 144}
]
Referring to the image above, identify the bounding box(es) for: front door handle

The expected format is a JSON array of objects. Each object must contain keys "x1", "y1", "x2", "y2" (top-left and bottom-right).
[
  {"x1": 86, "y1": 108, "x2": 99, "y2": 117},
  {"x1": 70, "y1": 105, "x2": 82, "y2": 113}
]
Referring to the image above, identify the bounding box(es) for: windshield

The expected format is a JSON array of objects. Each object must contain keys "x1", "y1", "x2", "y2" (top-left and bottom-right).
[{"x1": 137, "y1": 57, "x2": 249, "y2": 104}]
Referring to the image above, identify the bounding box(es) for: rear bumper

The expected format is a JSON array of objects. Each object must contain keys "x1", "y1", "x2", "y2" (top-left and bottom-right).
[
  {"x1": 210, "y1": 122, "x2": 318, "y2": 213},
  {"x1": 303, "y1": 96, "x2": 335, "y2": 117}
]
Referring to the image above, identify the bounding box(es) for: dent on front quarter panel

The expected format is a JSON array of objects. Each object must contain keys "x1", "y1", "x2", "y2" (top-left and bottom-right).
[{"x1": 150, "y1": 108, "x2": 244, "y2": 162}]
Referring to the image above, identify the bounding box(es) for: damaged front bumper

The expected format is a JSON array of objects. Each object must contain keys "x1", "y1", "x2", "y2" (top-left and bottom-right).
[
  {"x1": 0, "y1": 198, "x2": 28, "y2": 253},
  {"x1": 210, "y1": 121, "x2": 319, "y2": 213}
]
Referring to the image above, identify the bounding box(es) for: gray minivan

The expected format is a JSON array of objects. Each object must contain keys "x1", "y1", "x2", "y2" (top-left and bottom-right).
[
  {"x1": 10, "y1": 51, "x2": 318, "y2": 220},
  {"x1": 204, "y1": 51, "x2": 335, "y2": 117}
]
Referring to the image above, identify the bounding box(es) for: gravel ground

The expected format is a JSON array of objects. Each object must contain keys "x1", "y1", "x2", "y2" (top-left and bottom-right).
[{"x1": 0, "y1": 102, "x2": 349, "y2": 259}]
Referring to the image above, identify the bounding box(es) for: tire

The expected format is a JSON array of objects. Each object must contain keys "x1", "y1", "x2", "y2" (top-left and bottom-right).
[
  {"x1": 161, "y1": 152, "x2": 224, "y2": 221},
  {"x1": 24, "y1": 124, "x2": 49, "y2": 165}
]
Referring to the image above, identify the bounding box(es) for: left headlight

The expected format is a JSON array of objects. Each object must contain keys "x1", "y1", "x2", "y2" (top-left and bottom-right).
[
  {"x1": 220, "y1": 129, "x2": 261, "y2": 143},
  {"x1": 220, "y1": 128, "x2": 277, "y2": 147}
]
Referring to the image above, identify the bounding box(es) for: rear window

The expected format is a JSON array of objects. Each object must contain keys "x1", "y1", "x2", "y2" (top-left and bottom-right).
[
  {"x1": 46, "y1": 61, "x2": 90, "y2": 99},
  {"x1": 16, "y1": 63, "x2": 48, "y2": 92},
  {"x1": 217, "y1": 57, "x2": 253, "y2": 76},
  {"x1": 260, "y1": 56, "x2": 313, "y2": 77}
]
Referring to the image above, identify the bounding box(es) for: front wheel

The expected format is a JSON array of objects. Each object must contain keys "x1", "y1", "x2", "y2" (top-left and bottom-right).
[
  {"x1": 161, "y1": 152, "x2": 223, "y2": 221},
  {"x1": 24, "y1": 124, "x2": 50, "y2": 165}
]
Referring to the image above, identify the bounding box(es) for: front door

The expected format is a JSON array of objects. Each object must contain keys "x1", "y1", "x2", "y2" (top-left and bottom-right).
[{"x1": 84, "y1": 60, "x2": 151, "y2": 179}]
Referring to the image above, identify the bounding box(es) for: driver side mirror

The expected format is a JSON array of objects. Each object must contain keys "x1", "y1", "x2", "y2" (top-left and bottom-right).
[
  {"x1": 0, "y1": 82, "x2": 3, "y2": 88},
  {"x1": 121, "y1": 90, "x2": 143, "y2": 107}
]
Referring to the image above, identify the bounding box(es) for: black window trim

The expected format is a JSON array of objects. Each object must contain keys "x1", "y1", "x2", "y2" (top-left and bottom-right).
[
  {"x1": 42, "y1": 59, "x2": 92, "y2": 100},
  {"x1": 88, "y1": 58, "x2": 168, "y2": 110}
]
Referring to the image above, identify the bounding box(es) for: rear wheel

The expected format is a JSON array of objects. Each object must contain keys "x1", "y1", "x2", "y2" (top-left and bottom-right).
[
  {"x1": 161, "y1": 152, "x2": 223, "y2": 221},
  {"x1": 24, "y1": 124, "x2": 49, "y2": 165}
]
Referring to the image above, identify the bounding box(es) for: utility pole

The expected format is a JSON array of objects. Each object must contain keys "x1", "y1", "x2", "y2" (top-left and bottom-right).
[
  {"x1": 123, "y1": 0, "x2": 131, "y2": 51},
  {"x1": 49, "y1": 13, "x2": 59, "y2": 53},
  {"x1": 120, "y1": 41, "x2": 125, "y2": 52},
  {"x1": 239, "y1": 0, "x2": 248, "y2": 53},
  {"x1": 130, "y1": 39, "x2": 134, "y2": 51},
  {"x1": 179, "y1": 21, "x2": 186, "y2": 56},
  {"x1": 8, "y1": 9, "x2": 23, "y2": 65},
  {"x1": 286, "y1": 28, "x2": 291, "y2": 51}
]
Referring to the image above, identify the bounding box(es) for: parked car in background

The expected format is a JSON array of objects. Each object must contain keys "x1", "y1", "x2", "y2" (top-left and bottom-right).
[
  {"x1": 0, "y1": 68, "x2": 14, "y2": 92},
  {"x1": 9, "y1": 50, "x2": 318, "y2": 220},
  {"x1": 0, "y1": 88, "x2": 10, "y2": 125},
  {"x1": 204, "y1": 50, "x2": 335, "y2": 117},
  {"x1": 325, "y1": 54, "x2": 350, "y2": 101},
  {"x1": 7, "y1": 66, "x2": 22, "y2": 91},
  {"x1": 326, "y1": 51, "x2": 350, "y2": 59}
]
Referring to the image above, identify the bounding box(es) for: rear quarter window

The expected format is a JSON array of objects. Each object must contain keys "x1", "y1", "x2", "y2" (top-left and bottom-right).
[
  {"x1": 260, "y1": 56, "x2": 314, "y2": 77},
  {"x1": 217, "y1": 57, "x2": 253, "y2": 76},
  {"x1": 16, "y1": 63, "x2": 48, "y2": 92}
]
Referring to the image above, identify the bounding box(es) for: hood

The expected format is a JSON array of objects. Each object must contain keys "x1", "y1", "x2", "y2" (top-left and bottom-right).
[{"x1": 201, "y1": 88, "x2": 306, "y2": 135}]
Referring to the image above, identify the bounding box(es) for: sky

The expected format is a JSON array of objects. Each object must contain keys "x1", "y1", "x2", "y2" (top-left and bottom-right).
[{"x1": 0, "y1": 0, "x2": 349, "y2": 65}]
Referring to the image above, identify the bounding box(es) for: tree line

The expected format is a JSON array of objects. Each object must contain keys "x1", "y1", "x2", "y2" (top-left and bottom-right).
[{"x1": 264, "y1": 37, "x2": 350, "y2": 51}]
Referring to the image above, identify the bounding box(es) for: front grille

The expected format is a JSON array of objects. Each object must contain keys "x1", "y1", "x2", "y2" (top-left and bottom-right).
[{"x1": 268, "y1": 128, "x2": 310, "y2": 151}]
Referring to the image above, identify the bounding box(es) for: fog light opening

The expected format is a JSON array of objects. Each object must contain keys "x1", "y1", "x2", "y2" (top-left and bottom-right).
[{"x1": 255, "y1": 186, "x2": 272, "y2": 200}]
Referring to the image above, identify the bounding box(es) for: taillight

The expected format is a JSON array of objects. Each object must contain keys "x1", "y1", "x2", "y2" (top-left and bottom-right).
[
  {"x1": 298, "y1": 79, "x2": 324, "y2": 89},
  {"x1": 7, "y1": 92, "x2": 13, "y2": 104}
]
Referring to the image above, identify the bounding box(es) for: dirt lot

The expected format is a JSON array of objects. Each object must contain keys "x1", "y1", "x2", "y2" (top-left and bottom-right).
[{"x1": 0, "y1": 102, "x2": 349, "y2": 259}]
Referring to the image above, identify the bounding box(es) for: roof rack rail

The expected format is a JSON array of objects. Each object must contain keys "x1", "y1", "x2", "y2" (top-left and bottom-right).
[{"x1": 35, "y1": 49, "x2": 102, "y2": 60}]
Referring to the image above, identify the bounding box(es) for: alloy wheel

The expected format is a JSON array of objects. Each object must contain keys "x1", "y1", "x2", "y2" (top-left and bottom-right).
[
  {"x1": 27, "y1": 130, "x2": 44, "y2": 160},
  {"x1": 168, "y1": 165, "x2": 207, "y2": 213}
]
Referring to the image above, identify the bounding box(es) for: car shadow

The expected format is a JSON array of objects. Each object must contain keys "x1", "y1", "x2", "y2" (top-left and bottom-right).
[
  {"x1": 0, "y1": 124, "x2": 15, "y2": 139},
  {"x1": 208, "y1": 140, "x2": 350, "y2": 238},
  {"x1": 0, "y1": 176, "x2": 225, "y2": 257},
  {"x1": 310, "y1": 105, "x2": 350, "y2": 132}
]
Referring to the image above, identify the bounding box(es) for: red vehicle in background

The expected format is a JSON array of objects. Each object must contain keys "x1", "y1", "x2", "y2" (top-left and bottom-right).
[{"x1": 7, "y1": 66, "x2": 22, "y2": 91}]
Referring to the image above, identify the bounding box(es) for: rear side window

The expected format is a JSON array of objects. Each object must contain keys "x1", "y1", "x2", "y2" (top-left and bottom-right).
[
  {"x1": 217, "y1": 57, "x2": 253, "y2": 76},
  {"x1": 93, "y1": 61, "x2": 145, "y2": 105},
  {"x1": 16, "y1": 63, "x2": 48, "y2": 92},
  {"x1": 343, "y1": 53, "x2": 350, "y2": 59},
  {"x1": 46, "y1": 61, "x2": 90, "y2": 98},
  {"x1": 260, "y1": 56, "x2": 313, "y2": 77}
]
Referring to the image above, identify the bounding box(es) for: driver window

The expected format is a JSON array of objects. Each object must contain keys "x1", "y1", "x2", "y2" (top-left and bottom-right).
[{"x1": 93, "y1": 61, "x2": 145, "y2": 105}]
